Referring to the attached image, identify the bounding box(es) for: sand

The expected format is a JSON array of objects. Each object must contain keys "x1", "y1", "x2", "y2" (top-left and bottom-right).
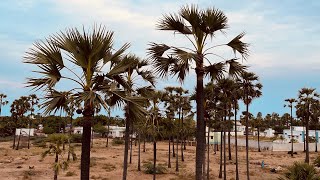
[{"x1": 0, "y1": 138, "x2": 319, "y2": 180}]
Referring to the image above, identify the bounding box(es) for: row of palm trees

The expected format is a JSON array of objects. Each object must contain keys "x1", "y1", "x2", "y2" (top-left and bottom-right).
[
  {"x1": 285, "y1": 88, "x2": 320, "y2": 164},
  {"x1": 22, "y1": 5, "x2": 251, "y2": 180}
]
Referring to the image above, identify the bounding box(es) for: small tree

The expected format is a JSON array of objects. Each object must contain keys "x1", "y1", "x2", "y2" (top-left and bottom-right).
[
  {"x1": 42, "y1": 134, "x2": 76, "y2": 180},
  {"x1": 278, "y1": 162, "x2": 320, "y2": 180}
]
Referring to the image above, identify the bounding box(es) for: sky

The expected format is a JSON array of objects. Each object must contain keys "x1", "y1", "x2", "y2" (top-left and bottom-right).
[{"x1": 0, "y1": 0, "x2": 320, "y2": 118}]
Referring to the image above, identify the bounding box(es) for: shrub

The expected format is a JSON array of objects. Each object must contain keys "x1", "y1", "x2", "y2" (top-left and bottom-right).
[
  {"x1": 143, "y1": 162, "x2": 167, "y2": 174},
  {"x1": 278, "y1": 162, "x2": 320, "y2": 180},
  {"x1": 70, "y1": 134, "x2": 82, "y2": 143},
  {"x1": 112, "y1": 138, "x2": 124, "y2": 145},
  {"x1": 314, "y1": 156, "x2": 320, "y2": 167},
  {"x1": 102, "y1": 163, "x2": 116, "y2": 172},
  {"x1": 32, "y1": 137, "x2": 47, "y2": 148},
  {"x1": 65, "y1": 171, "x2": 76, "y2": 176},
  {"x1": 43, "y1": 126, "x2": 55, "y2": 134}
]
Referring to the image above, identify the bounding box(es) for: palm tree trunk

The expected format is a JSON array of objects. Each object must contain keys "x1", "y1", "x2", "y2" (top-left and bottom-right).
[
  {"x1": 245, "y1": 99, "x2": 250, "y2": 180},
  {"x1": 12, "y1": 128, "x2": 16, "y2": 149},
  {"x1": 130, "y1": 133, "x2": 133, "y2": 164},
  {"x1": 258, "y1": 128, "x2": 260, "y2": 152},
  {"x1": 68, "y1": 116, "x2": 73, "y2": 161},
  {"x1": 122, "y1": 116, "x2": 130, "y2": 180},
  {"x1": 143, "y1": 137, "x2": 146, "y2": 152},
  {"x1": 195, "y1": 64, "x2": 205, "y2": 180},
  {"x1": 223, "y1": 113, "x2": 227, "y2": 180},
  {"x1": 181, "y1": 111, "x2": 184, "y2": 162},
  {"x1": 168, "y1": 136, "x2": 171, "y2": 168},
  {"x1": 315, "y1": 128, "x2": 318, "y2": 152},
  {"x1": 228, "y1": 110, "x2": 232, "y2": 160},
  {"x1": 173, "y1": 137, "x2": 175, "y2": 157},
  {"x1": 305, "y1": 114, "x2": 310, "y2": 164},
  {"x1": 80, "y1": 111, "x2": 93, "y2": 180},
  {"x1": 304, "y1": 124, "x2": 306, "y2": 152},
  {"x1": 175, "y1": 134, "x2": 179, "y2": 172},
  {"x1": 219, "y1": 130, "x2": 223, "y2": 179},
  {"x1": 207, "y1": 126, "x2": 210, "y2": 180},
  {"x1": 138, "y1": 133, "x2": 141, "y2": 171},
  {"x1": 16, "y1": 130, "x2": 21, "y2": 150},
  {"x1": 234, "y1": 103, "x2": 239, "y2": 180},
  {"x1": 153, "y1": 140, "x2": 157, "y2": 180},
  {"x1": 290, "y1": 106, "x2": 293, "y2": 157},
  {"x1": 106, "y1": 108, "x2": 110, "y2": 147},
  {"x1": 27, "y1": 118, "x2": 31, "y2": 149},
  {"x1": 54, "y1": 152, "x2": 59, "y2": 180}
]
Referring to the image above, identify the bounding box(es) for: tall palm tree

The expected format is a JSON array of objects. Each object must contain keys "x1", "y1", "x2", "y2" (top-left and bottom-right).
[
  {"x1": 297, "y1": 88, "x2": 317, "y2": 164},
  {"x1": 108, "y1": 55, "x2": 154, "y2": 180},
  {"x1": 284, "y1": 98, "x2": 297, "y2": 157},
  {"x1": 0, "y1": 93, "x2": 9, "y2": 116},
  {"x1": 255, "y1": 112, "x2": 263, "y2": 152},
  {"x1": 23, "y1": 25, "x2": 142, "y2": 180},
  {"x1": 239, "y1": 72, "x2": 262, "y2": 180},
  {"x1": 148, "y1": 5, "x2": 248, "y2": 179}
]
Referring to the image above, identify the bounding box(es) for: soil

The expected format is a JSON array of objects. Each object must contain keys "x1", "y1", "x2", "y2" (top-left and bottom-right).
[{"x1": 0, "y1": 138, "x2": 319, "y2": 180}]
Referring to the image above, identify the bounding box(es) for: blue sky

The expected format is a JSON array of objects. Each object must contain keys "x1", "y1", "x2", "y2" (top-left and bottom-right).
[{"x1": 0, "y1": 0, "x2": 320, "y2": 118}]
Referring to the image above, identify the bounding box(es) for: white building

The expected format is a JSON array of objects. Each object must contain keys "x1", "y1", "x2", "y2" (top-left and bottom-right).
[
  {"x1": 15, "y1": 128, "x2": 35, "y2": 136},
  {"x1": 107, "y1": 126, "x2": 126, "y2": 138},
  {"x1": 253, "y1": 128, "x2": 275, "y2": 138},
  {"x1": 205, "y1": 127, "x2": 221, "y2": 145},
  {"x1": 73, "y1": 127, "x2": 93, "y2": 134},
  {"x1": 283, "y1": 126, "x2": 320, "y2": 143},
  {"x1": 230, "y1": 121, "x2": 245, "y2": 136}
]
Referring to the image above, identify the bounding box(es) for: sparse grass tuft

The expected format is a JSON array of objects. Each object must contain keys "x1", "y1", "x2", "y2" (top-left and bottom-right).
[{"x1": 102, "y1": 163, "x2": 116, "y2": 172}]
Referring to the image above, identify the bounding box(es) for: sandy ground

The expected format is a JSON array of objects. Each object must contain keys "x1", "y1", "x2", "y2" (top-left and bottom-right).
[{"x1": 0, "y1": 138, "x2": 319, "y2": 180}]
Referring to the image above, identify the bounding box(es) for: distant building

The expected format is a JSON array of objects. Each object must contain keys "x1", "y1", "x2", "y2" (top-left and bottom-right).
[
  {"x1": 253, "y1": 128, "x2": 275, "y2": 138},
  {"x1": 15, "y1": 128, "x2": 35, "y2": 136},
  {"x1": 205, "y1": 127, "x2": 221, "y2": 145},
  {"x1": 283, "y1": 126, "x2": 320, "y2": 143},
  {"x1": 107, "y1": 126, "x2": 126, "y2": 138},
  {"x1": 73, "y1": 127, "x2": 93, "y2": 134},
  {"x1": 230, "y1": 121, "x2": 246, "y2": 136}
]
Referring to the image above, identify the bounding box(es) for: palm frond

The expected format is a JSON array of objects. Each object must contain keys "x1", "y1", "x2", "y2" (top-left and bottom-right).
[
  {"x1": 227, "y1": 32, "x2": 249, "y2": 59},
  {"x1": 204, "y1": 62, "x2": 225, "y2": 80},
  {"x1": 157, "y1": 13, "x2": 192, "y2": 34}
]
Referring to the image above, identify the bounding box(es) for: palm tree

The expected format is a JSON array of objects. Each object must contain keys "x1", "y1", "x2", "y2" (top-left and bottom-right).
[
  {"x1": 255, "y1": 112, "x2": 264, "y2": 152},
  {"x1": 239, "y1": 72, "x2": 262, "y2": 180},
  {"x1": 27, "y1": 94, "x2": 39, "y2": 149},
  {"x1": 148, "y1": 5, "x2": 248, "y2": 179},
  {"x1": 23, "y1": 25, "x2": 140, "y2": 180},
  {"x1": 285, "y1": 98, "x2": 297, "y2": 157},
  {"x1": 0, "y1": 93, "x2": 9, "y2": 116},
  {"x1": 297, "y1": 88, "x2": 318, "y2": 164},
  {"x1": 108, "y1": 55, "x2": 154, "y2": 180},
  {"x1": 42, "y1": 133, "x2": 76, "y2": 180}
]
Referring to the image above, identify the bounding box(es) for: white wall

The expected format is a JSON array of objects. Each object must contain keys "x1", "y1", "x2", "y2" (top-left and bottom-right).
[{"x1": 15, "y1": 128, "x2": 34, "y2": 136}]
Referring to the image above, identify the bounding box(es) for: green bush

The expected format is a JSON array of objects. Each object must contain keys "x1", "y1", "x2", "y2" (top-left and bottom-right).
[
  {"x1": 32, "y1": 137, "x2": 47, "y2": 148},
  {"x1": 143, "y1": 162, "x2": 167, "y2": 174},
  {"x1": 112, "y1": 138, "x2": 124, "y2": 145},
  {"x1": 70, "y1": 134, "x2": 82, "y2": 143},
  {"x1": 278, "y1": 162, "x2": 320, "y2": 180},
  {"x1": 43, "y1": 126, "x2": 55, "y2": 134},
  {"x1": 314, "y1": 156, "x2": 320, "y2": 167}
]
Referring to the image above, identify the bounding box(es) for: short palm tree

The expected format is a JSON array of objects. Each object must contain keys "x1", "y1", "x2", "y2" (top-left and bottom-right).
[
  {"x1": 284, "y1": 98, "x2": 297, "y2": 157},
  {"x1": 278, "y1": 162, "x2": 320, "y2": 180},
  {"x1": 148, "y1": 5, "x2": 248, "y2": 179},
  {"x1": 42, "y1": 133, "x2": 76, "y2": 180},
  {"x1": 0, "y1": 93, "x2": 9, "y2": 116},
  {"x1": 23, "y1": 25, "x2": 140, "y2": 180}
]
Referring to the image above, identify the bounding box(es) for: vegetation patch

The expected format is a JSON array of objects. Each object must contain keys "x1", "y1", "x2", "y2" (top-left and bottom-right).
[
  {"x1": 65, "y1": 171, "x2": 76, "y2": 176},
  {"x1": 112, "y1": 138, "x2": 124, "y2": 146},
  {"x1": 102, "y1": 163, "x2": 116, "y2": 172},
  {"x1": 143, "y1": 162, "x2": 167, "y2": 174}
]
